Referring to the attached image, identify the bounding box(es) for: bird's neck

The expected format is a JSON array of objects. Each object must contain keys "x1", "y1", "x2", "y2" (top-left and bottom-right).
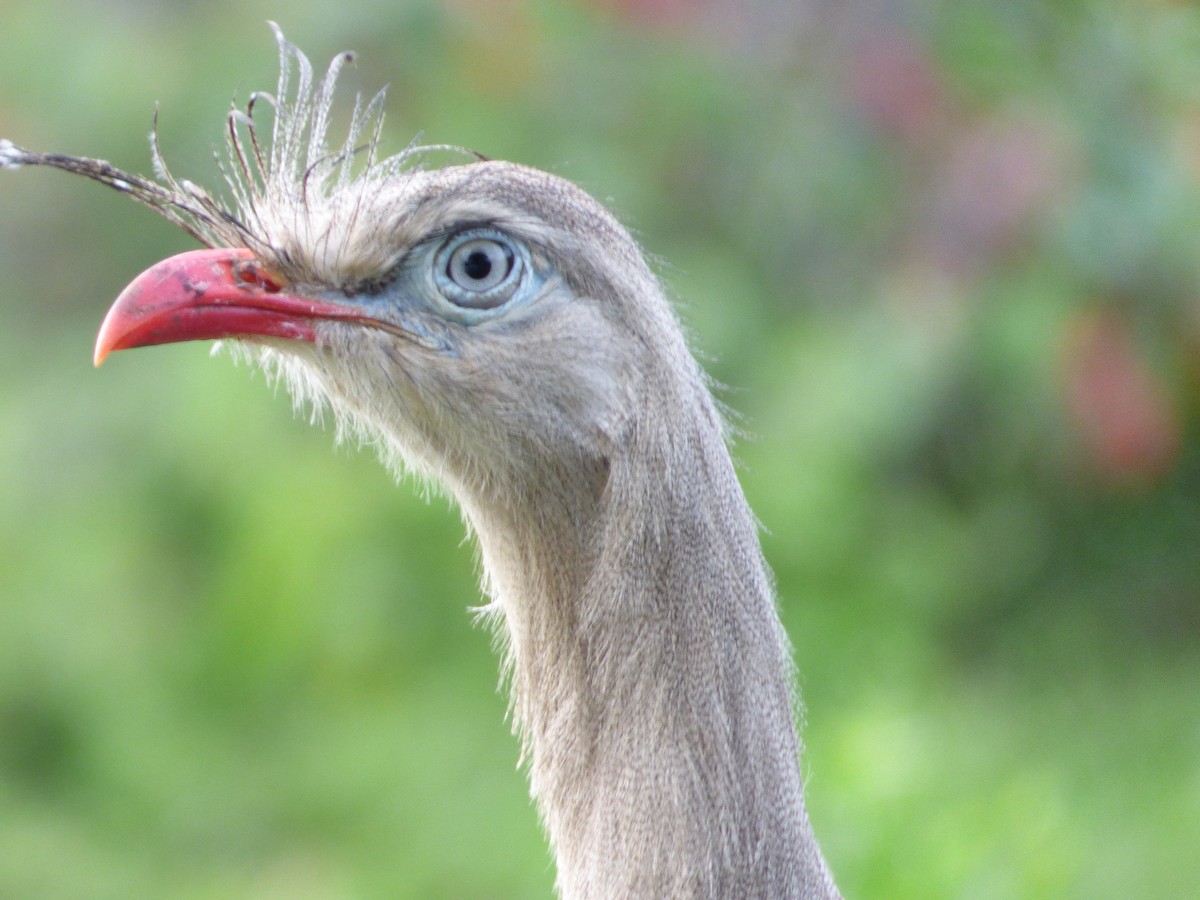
[{"x1": 458, "y1": 409, "x2": 838, "y2": 899}]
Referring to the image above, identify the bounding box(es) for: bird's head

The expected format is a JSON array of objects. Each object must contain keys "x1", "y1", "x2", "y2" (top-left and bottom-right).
[{"x1": 2, "y1": 26, "x2": 704, "y2": 503}]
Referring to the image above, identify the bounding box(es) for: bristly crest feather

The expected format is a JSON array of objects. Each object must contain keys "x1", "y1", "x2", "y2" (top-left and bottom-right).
[{"x1": 0, "y1": 23, "x2": 472, "y2": 288}]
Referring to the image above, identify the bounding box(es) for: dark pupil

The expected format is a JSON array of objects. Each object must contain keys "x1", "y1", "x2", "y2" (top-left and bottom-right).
[{"x1": 463, "y1": 250, "x2": 493, "y2": 281}]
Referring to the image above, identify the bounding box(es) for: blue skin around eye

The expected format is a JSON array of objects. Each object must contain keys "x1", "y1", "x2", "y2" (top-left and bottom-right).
[{"x1": 318, "y1": 231, "x2": 549, "y2": 353}]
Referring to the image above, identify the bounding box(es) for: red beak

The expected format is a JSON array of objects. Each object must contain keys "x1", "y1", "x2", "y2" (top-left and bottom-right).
[{"x1": 94, "y1": 247, "x2": 370, "y2": 365}]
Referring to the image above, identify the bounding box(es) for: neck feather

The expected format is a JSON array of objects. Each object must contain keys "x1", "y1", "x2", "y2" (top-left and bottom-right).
[{"x1": 458, "y1": 392, "x2": 839, "y2": 899}]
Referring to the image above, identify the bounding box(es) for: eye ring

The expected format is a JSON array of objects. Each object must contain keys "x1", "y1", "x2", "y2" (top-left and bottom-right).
[{"x1": 434, "y1": 229, "x2": 527, "y2": 310}]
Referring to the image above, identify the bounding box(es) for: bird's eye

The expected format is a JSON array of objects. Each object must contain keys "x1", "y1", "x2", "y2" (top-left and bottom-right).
[
  {"x1": 448, "y1": 239, "x2": 511, "y2": 291},
  {"x1": 435, "y1": 230, "x2": 526, "y2": 310}
]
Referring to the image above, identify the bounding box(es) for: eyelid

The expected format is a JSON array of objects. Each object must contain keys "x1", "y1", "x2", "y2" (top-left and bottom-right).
[
  {"x1": 368, "y1": 220, "x2": 502, "y2": 287},
  {"x1": 423, "y1": 219, "x2": 502, "y2": 249}
]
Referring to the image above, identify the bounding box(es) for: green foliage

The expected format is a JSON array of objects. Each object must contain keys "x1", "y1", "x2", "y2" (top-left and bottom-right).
[{"x1": 1, "y1": 1, "x2": 1198, "y2": 896}]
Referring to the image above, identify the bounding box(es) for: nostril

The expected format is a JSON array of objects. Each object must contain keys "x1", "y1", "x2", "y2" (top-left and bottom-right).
[{"x1": 232, "y1": 259, "x2": 284, "y2": 293}]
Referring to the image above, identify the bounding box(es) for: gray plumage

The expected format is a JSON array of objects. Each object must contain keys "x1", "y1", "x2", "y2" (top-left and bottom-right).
[{"x1": 2, "y1": 27, "x2": 839, "y2": 899}]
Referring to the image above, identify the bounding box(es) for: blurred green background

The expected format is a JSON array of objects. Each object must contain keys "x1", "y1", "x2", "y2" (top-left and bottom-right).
[{"x1": 2, "y1": 0, "x2": 1199, "y2": 897}]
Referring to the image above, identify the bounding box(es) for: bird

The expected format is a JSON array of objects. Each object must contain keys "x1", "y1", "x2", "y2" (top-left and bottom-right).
[{"x1": 2, "y1": 26, "x2": 840, "y2": 900}]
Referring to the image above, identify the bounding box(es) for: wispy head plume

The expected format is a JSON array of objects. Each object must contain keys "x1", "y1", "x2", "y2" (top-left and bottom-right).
[{"x1": 1, "y1": 23, "x2": 473, "y2": 279}]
